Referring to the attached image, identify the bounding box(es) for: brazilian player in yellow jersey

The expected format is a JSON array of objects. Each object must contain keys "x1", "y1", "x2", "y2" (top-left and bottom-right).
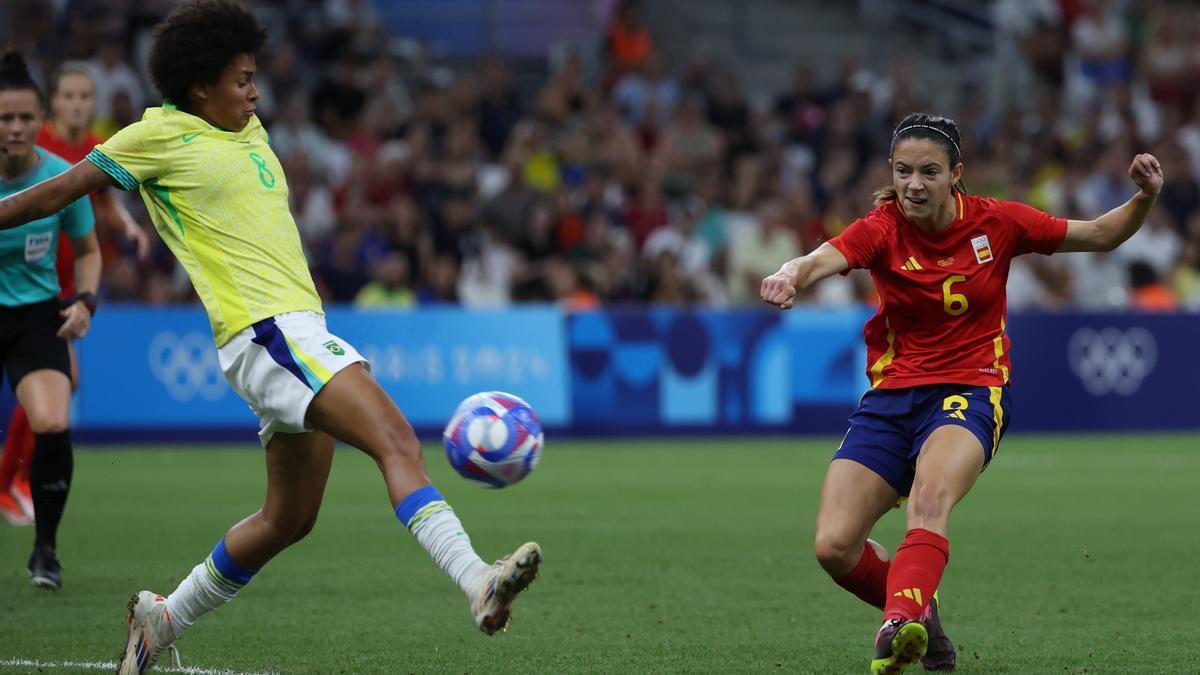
[
  {"x1": 87, "y1": 102, "x2": 321, "y2": 345},
  {"x1": 0, "y1": 2, "x2": 541, "y2": 672}
]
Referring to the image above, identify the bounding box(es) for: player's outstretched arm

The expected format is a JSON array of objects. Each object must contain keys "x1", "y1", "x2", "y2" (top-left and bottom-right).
[
  {"x1": 760, "y1": 242, "x2": 851, "y2": 310},
  {"x1": 0, "y1": 160, "x2": 116, "y2": 231},
  {"x1": 1058, "y1": 153, "x2": 1163, "y2": 253}
]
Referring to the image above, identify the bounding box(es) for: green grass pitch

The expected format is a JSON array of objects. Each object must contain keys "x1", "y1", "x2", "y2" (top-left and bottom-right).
[{"x1": 1, "y1": 435, "x2": 1197, "y2": 673}]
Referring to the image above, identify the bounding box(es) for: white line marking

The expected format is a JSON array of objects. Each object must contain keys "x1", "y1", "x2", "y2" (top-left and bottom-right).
[{"x1": 0, "y1": 658, "x2": 277, "y2": 674}]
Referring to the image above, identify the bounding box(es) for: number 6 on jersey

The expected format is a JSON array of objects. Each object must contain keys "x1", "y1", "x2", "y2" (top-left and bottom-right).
[{"x1": 942, "y1": 275, "x2": 968, "y2": 316}]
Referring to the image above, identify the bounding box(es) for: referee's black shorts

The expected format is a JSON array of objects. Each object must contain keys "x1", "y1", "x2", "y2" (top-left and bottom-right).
[{"x1": 0, "y1": 298, "x2": 70, "y2": 391}]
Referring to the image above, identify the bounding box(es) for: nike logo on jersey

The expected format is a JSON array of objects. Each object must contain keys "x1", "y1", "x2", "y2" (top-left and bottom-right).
[{"x1": 182, "y1": 132, "x2": 207, "y2": 143}]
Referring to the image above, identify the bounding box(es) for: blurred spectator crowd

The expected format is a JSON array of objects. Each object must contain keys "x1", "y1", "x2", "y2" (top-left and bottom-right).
[{"x1": 7, "y1": 0, "x2": 1200, "y2": 311}]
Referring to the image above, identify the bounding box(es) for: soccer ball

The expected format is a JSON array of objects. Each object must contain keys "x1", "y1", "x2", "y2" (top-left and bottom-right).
[{"x1": 443, "y1": 391, "x2": 543, "y2": 488}]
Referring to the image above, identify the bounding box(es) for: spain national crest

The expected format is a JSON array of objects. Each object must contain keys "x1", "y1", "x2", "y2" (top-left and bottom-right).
[{"x1": 971, "y1": 235, "x2": 993, "y2": 264}]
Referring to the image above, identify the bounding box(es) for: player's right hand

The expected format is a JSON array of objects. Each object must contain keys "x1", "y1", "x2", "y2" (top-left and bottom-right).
[
  {"x1": 58, "y1": 301, "x2": 91, "y2": 339},
  {"x1": 761, "y1": 271, "x2": 797, "y2": 310}
]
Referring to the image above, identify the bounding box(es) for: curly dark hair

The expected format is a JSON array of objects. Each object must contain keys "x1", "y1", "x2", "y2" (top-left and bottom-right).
[
  {"x1": 148, "y1": 0, "x2": 267, "y2": 108},
  {"x1": 0, "y1": 49, "x2": 43, "y2": 104}
]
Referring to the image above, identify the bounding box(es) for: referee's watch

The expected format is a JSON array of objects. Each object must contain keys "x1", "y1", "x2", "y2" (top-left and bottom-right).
[{"x1": 75, "y1": 292, "x2": 98, "y2": 316}]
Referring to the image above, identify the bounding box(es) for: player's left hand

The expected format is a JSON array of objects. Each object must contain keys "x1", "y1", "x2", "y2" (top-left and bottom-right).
[
  {"x1": 1129, "y1": 153, "x2": 1163, "y2": 197},
  {"x1": 125, "y1": 221, "x2": 151, "y2": 260},
  {"x1": 58, "y1": 301, "x2": 91, "y2": 339}
]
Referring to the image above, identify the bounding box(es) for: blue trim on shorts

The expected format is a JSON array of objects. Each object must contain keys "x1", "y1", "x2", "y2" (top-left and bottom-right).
[
  {"x1": 832, "y1": 384, "x2": 1012, "y2": 496},
  {"x1": 250, "y1": 317, "x2": 313, "y2": 391}
]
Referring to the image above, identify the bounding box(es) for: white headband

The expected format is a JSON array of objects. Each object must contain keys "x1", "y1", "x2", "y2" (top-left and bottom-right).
[{"x1": 891, "y1": 124, "x2": 962, "y2": 160}]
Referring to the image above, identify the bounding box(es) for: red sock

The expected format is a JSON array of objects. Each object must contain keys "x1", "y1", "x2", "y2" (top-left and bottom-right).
[
  {"x1": 0, "y1": 405, "x2": 29, "y2": 490},
  {"x1": 884, "y1": 528, "x2": 950, "y2": 622},
  {"x1": 834, "y1": 542, "x2": 890, "y2": 609}
]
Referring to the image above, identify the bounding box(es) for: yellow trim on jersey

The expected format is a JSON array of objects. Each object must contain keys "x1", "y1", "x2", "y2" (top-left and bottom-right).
[
  {"x1": 869, "y1": 320, "x2": 896, "y2": 388},
  {"x1": 991, "y1": 317, "x2": 1010, "y2": 384},
  {"x1": 988, "y1": 385, "x2": 1004, "y2": 457},
  {"x1": 955, "y1": 191, "x2": 964, "y2": 220}
]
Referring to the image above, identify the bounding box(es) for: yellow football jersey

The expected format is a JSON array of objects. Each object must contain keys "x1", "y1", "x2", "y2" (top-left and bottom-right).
[{"x1": 87, "y1": 104, "x2": 322, "y2": 345}]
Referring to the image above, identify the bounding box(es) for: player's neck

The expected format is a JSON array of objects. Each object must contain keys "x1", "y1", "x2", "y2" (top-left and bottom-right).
[
  {"x1": 53, "y1": 120, "x2": 87, "y2": 145},
  {"x1": 184, "y1": 100, "x2": 229, "y2": 132},
  {"x1": 1, "y1": 150, "x2": 38, "y2": 180},
  {"x1": 909, "y1": 194, "x2": 957, "y2": 233}
]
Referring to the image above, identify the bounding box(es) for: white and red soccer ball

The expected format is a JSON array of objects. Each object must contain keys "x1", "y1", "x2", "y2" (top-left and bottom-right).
[{"x1": 443, "y1": 391, "x2": 543, "y2": 488}]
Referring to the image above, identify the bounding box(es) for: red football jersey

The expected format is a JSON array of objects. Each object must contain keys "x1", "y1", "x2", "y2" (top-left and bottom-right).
[
  {"x1": 828, "y1": 192, "x2": 1068, "y2": 389},
  {"x1": 36, "y1": 123, "x2": 104, "y2": 298}
]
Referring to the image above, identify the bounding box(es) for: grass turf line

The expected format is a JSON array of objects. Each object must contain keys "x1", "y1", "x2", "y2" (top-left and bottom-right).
[{"x1": 1, "y1": 435, "x2": 1196, "y2": 673}]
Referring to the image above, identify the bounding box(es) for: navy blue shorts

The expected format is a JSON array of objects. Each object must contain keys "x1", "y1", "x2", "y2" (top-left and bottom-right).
[{"x1": 833, "y1": 384, "x2": 1012, "y2": 496}]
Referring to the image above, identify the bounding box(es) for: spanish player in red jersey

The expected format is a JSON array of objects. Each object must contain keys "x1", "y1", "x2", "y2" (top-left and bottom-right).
[
  {"x1": 760, "y1": 113, "x2": 1163, "y2": 674},
  {"x1": 0, "y1": 61, "x2": 148, "y2": 526}
]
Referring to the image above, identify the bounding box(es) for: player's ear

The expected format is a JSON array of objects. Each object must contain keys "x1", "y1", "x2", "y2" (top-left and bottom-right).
[
  {"x1": 951, "y1": 162, "x2": 965, "y2": 185},
  {"x1": 191, "y1": 82, "x2": 209, "y2": 104}
]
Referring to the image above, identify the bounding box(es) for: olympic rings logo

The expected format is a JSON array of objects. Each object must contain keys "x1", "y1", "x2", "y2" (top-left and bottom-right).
[
  {"x1": 148, "y1": 331, "x2": 228, "y2": 402},
  {"x1": 1067, "y1": 327, "x2": 1157, "y2": 396}
]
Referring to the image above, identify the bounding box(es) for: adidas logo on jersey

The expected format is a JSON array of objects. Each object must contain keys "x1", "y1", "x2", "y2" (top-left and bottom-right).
[{"x1": 899, "y1": 256, "x2": 923, "y2": 271}]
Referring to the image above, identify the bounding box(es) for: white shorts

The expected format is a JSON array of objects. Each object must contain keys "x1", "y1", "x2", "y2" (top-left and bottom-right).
[{"x1": 218, "y1": 311, "x2": 367, "y2": 446}]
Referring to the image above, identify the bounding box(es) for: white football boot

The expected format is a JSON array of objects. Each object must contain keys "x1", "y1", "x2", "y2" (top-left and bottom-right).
[
  {"x1": 471, "y1": 541, "x2": 542, "y2": 635},
  {"x1": 117, "y1": 591, "x2": 181, "y2": 674}
]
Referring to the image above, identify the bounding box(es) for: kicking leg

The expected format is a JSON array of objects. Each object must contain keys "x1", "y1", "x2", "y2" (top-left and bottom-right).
[
  {"x1": 876, "y1": 425, "x2": 983, "y2": 674},
  {"x1": 306, "y1": 363, "x2": 540, "y2": 634},
  {"x1": 885, "y1": 426, "x2": 982, "y2": 620}
]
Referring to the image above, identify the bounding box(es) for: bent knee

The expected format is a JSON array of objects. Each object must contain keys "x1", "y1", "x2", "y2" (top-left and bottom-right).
[
  {"x1": 813, "y1": 531, "x2": 863, "y2": 575},
  {"x1": 908, "y1": 483, "x2": 952, "y2": 522},
  {"x1": 262, "y1": 513, "x2": 318, "y2": 546},
  {"x1": 28, "y1": 414, "x2": 70, "y2": 435},
  {"x1": 290, "y1": 514, "x2": 319, "y2": 544}
]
